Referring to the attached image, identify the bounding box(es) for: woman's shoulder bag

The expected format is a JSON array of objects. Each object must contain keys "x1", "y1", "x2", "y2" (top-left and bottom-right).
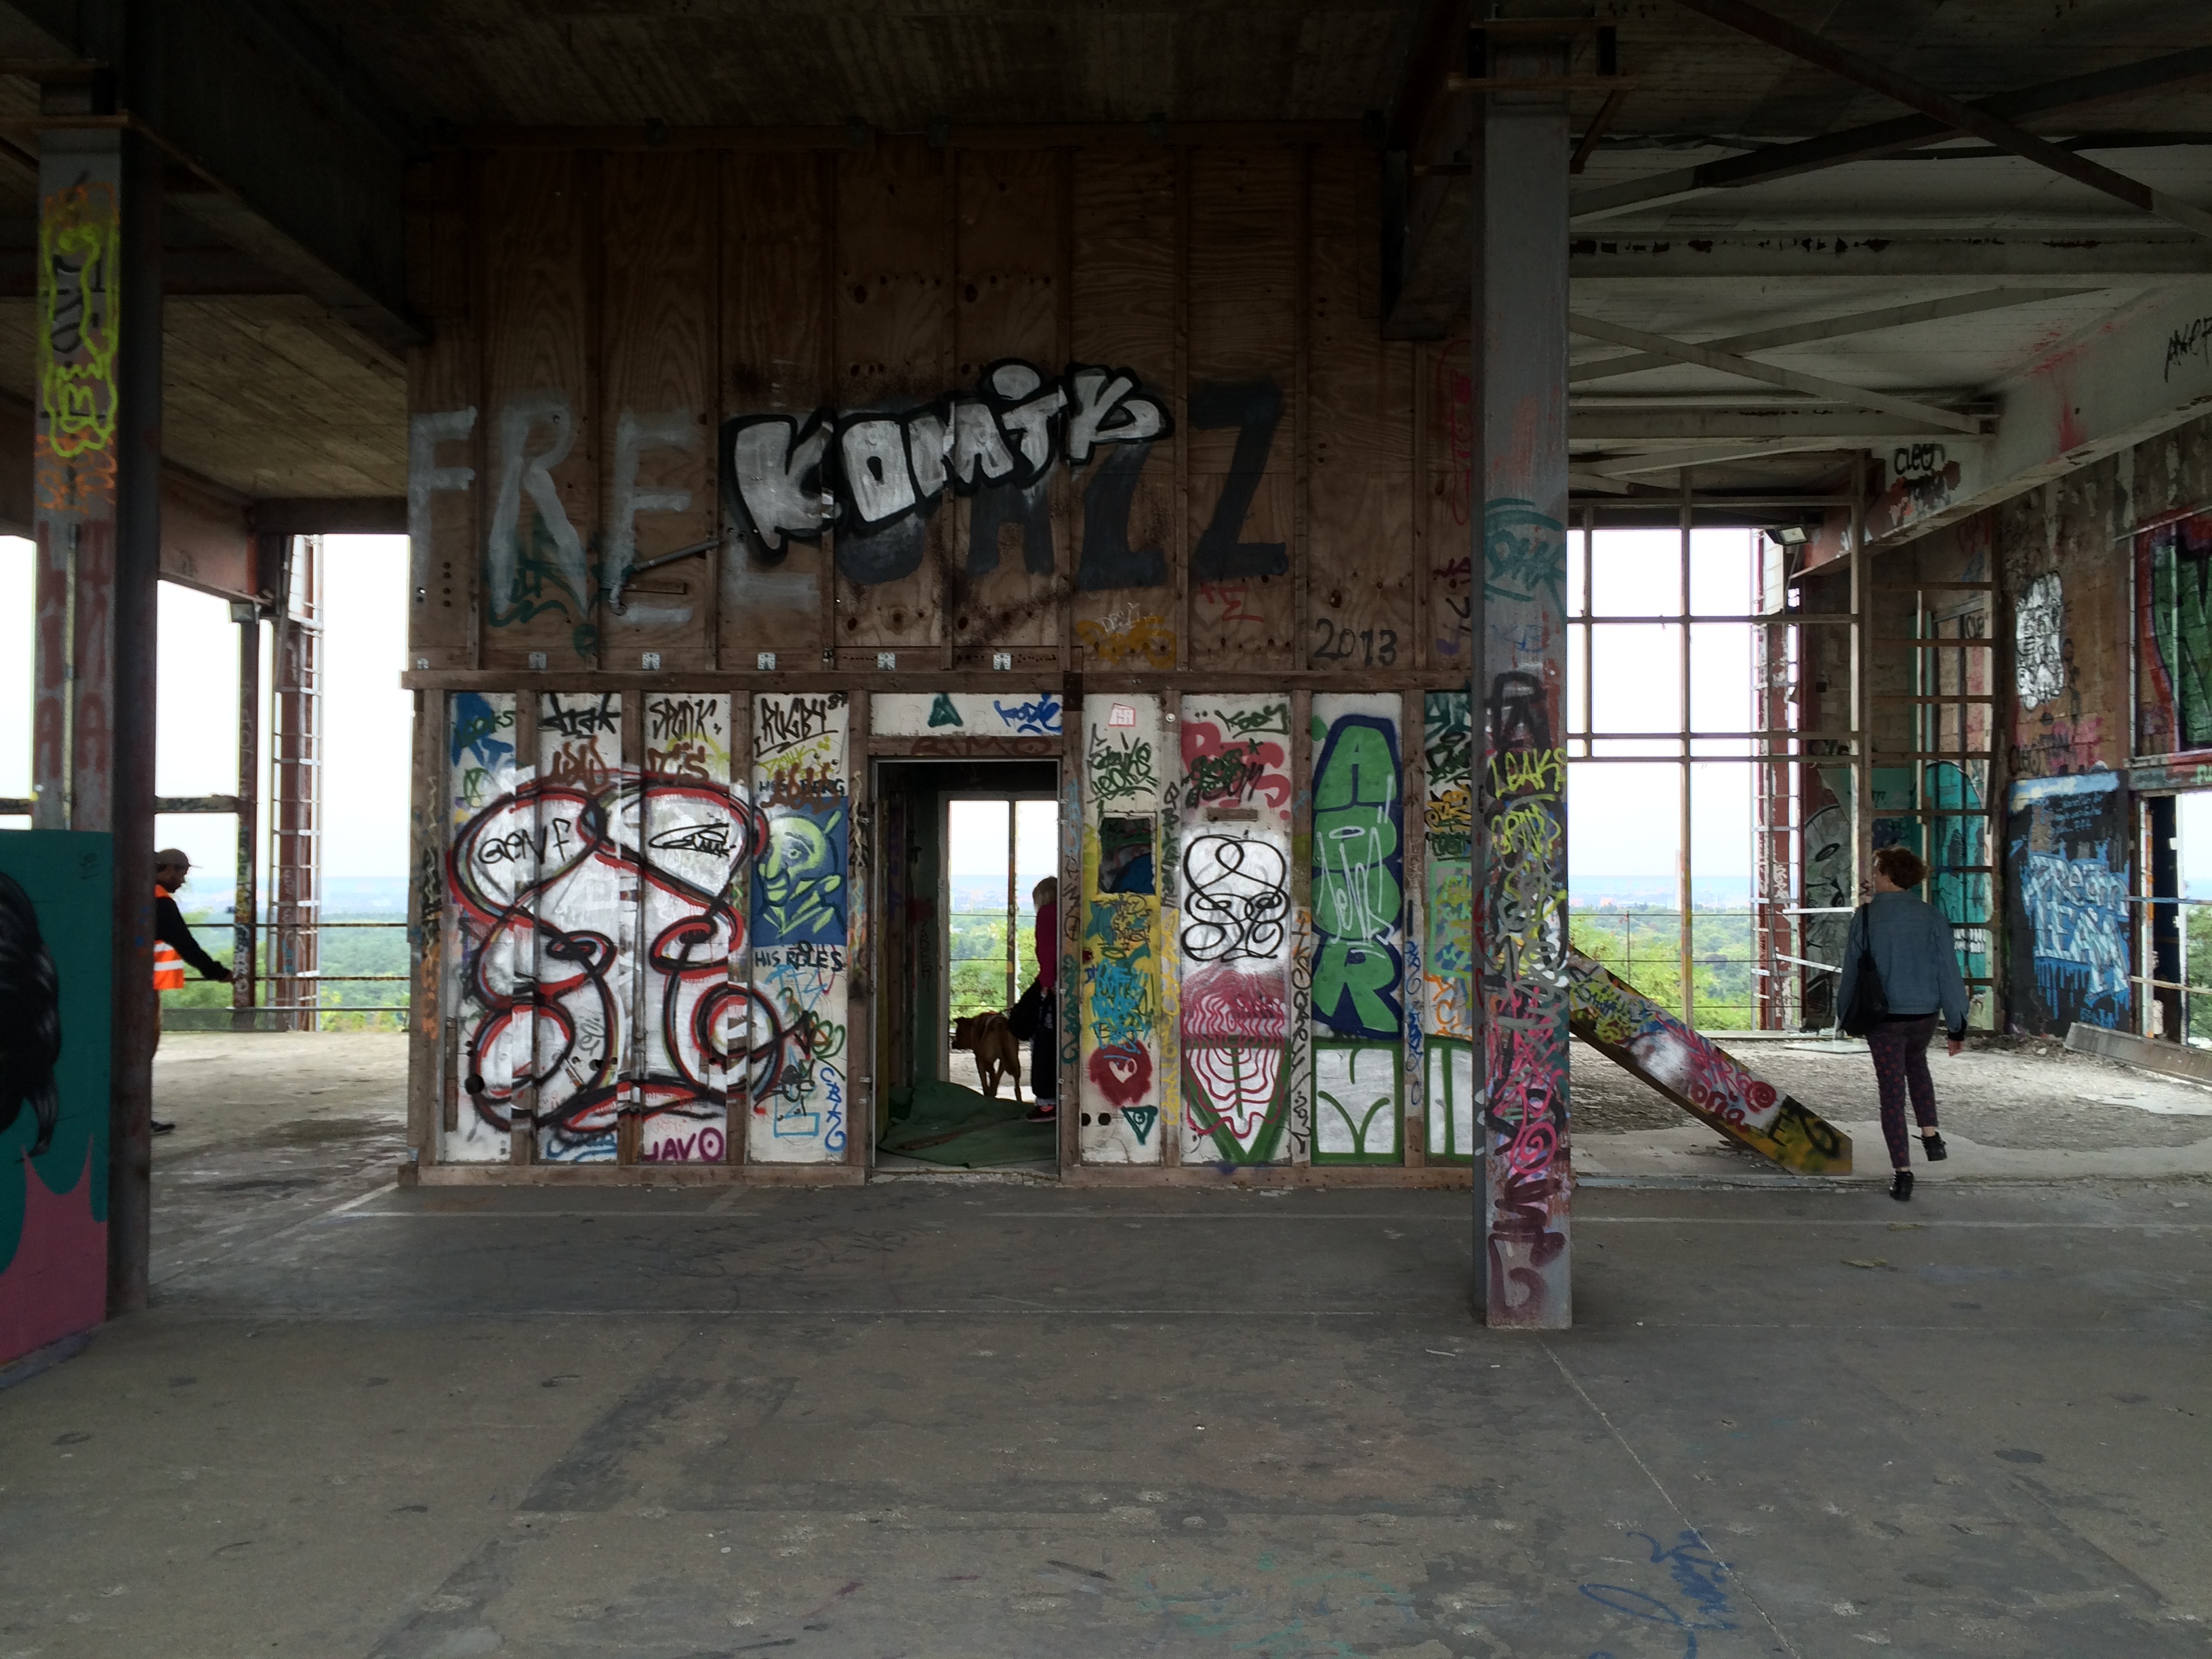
[{"x1": 1839, "y1": 903, "x2": 1889, "y2": 1037}]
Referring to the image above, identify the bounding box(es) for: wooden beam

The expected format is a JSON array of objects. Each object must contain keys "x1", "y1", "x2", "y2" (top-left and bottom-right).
[
  {"x1": 1567, "y1": 313, "x2": 1984, "y2": 434},
  {"x1": 1671, "y1": 1, "x2": 2212, "y2": 242},
  {"x1": 1569, "y1": 44, "x2": 2212, "y2": 222},
  {"x1": 250, "y1": 497, "x2": 407, "y2": 535},
  {"x1": 1570, "y1": 288, "x2": 2101, "y2": 383}
]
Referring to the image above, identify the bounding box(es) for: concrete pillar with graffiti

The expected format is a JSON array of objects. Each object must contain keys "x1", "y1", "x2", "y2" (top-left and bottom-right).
[{"x1": 1472, "y1": 52, "x2": 1574, "y2": 1328}]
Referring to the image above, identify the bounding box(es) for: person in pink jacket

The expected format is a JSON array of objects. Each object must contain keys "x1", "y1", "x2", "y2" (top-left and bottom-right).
[{"x1": 1027, "y1": 877, "x2": 1058, "y2": 1122}]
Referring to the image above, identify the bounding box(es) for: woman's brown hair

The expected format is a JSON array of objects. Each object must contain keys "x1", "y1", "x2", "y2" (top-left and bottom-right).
[{"x1": 1873, "y1": 845, "x2": 1928, "y2": 889}]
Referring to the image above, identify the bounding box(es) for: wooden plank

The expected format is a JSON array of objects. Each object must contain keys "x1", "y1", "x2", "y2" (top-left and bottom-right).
[
  {"x1": 600, "y1": 149, "x2": 716, "y2": 672},
  {"x1": 1307, "y1": 143, "x2": 1416, "y2": 679},
  {"x1": 950, "y1": 146, "x2": 1063, "y2": 657},
  {"x1": 720, "y1": 151, "x2": 835, "y2": 663},
  {"x1": 1067, "y1": 146, "x2": 1181, "y2": 672},
  {"x1": 478, "y1": 149, "x2": 600, "y2": 672},
  {"x1": 833, "y1": 139, "x2": 951, "y2": 653},
  {"x1": 1424, "y1": 329, "x2": 1475, "y2": 672},
  {"x1": 1402, "y1": 698, "x2": 1428, "y2": 1166},
  {"x1": 406, "y1": 687, "x2": 443, "y2": 1168},
  {"x1": 728, "y1": 691, "x2": 751, "y2": 1166},
  {"x1": 846, "y1": 689, "x2": 874, "y2": 1164},
  {"x1": 1187, "y1": 147, "x2": 1298, "y2": 671},
  {"x1": 404, "y1": 150, "x2": 478, "y2": 668}
]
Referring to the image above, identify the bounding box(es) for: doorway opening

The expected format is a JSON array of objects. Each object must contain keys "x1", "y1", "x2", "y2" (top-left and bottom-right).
[
  {"x1": 2137, "y1": 790, "x2": 2212, "y2": 1044},
  {"x1": 873, "y1": 759, "x2": 1061, "y2": 1171}
]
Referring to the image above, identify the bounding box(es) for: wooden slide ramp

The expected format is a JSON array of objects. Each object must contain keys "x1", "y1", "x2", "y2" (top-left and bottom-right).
[{"x1": 1565, "y1": 950, "x2": 1852, "y2": 1175}]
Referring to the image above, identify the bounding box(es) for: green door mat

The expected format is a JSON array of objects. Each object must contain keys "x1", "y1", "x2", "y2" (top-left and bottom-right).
[{"x1": 880, "y1": 1080, "x2": 1057, "y2": 1168}]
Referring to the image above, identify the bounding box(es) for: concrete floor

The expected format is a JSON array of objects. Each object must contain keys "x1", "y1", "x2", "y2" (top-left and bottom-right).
[{"x1": 0, "y1": 1035, "x2": 2207, "y2": 1657}]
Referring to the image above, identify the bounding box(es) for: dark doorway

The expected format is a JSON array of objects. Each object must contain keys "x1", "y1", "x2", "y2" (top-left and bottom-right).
[{"x1": 873, "y1": 759, "x2": 1060, "y2": 1171}]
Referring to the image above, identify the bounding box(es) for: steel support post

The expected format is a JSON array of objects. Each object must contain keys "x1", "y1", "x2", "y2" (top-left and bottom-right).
[
  {"x1": 1850, "y1": 456, "x2": 1872, "y2": 902},
  {"x1": 269, "y1": 535, "x2": 323, "y2": 1030},
  {"x1": 1472, "y1": 43, "x2": 1574, "y2": 1329},
  {"x1": 231, "y1": 603, "x2": 260, "y2": 1031},
  {"x1": 29, "y1": 117, "x2": 162, "y2": 1315}
]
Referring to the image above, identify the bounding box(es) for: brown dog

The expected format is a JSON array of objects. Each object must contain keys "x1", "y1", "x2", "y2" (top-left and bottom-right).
[{"x1": 951, "y1": 1012, "x2": 1024, "y2": 1102}]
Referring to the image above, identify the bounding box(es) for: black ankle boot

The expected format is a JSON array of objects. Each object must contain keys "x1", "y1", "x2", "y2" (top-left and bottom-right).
[
  {"x1": 1890, "y1": 1170, "x2": 1914, "y2": 1202},
  {"x1": 1922, "y1": 1133, "x2": 1947, "y2": 1162}
]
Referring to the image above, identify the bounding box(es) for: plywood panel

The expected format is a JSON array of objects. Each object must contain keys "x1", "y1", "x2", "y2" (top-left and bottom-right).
[
  {"x1": 721, "y1": 152, "x2": 833, "y2": 661},
  {"x1": 479, "y1": 150, "x2": 601, "y2": 670},
  {"x1": 1423, "y1": 332, "x2": 1475, "y2": 671},
  {"x1": 1176, "y1": 693, "x2": 1295, "y2": 1164},
  {"x1": 750, "y1": 691, "x2": 853, "y2": 1161},
  {"x1": 1307, "y1": 144, "x2": 1414, "y2": 678},
  {"x1": 1067, "y1": 147, "x2": 1181, "y2": 671},
  {"x1": 949, "y1": 146, "x2": 1064, "y2": 655},
  {"x1": 600, "y1": 150, "x2": 716, "y2": 671},
  {"x1": 833, "y1": 140, "x2": 950, "y2": 653},
  {"x1": 1311, "y1": 691, "x2": 1406, "y2": 1164},
  {"x1": 1187, "y1": 147, "x2": 1296, "y2": 670},
  {"x1": 405, "y1": 150, "x2": 480, "y2": 665},
  {"x1": 1079, "y1": 692, "x2": 1166, "y2": 1163}
]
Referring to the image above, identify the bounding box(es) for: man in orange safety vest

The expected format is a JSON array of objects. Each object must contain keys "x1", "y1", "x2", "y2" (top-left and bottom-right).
[{"x1": 152, "y1": 849, "x2": 234, "y2": 1134}]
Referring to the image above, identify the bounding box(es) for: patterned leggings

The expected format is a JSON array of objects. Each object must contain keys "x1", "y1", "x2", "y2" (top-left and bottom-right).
[{"x1": 1868, "y1": 1014, "x2": 1940, "y2": 1168}]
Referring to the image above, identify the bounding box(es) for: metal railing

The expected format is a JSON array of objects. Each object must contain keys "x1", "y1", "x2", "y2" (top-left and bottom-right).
[
  {"x1": 2127, "y1": 893, "x2": 2212, "y2": 1044},
  {"x1": 188, "y1": 916, "x2": 411, "y2": 1020}
]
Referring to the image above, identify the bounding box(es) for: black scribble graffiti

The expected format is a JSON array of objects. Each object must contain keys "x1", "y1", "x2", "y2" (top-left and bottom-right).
[
  {"x1": 1222, "y1": 703, "x2": 1290, "y2": 739},
  {"x1": 539, "y1": 694, "x2": 619, "y2": 739},
  {"x1": 648, "y1": 697, "x2": 720, "y2": 741},
  {"x1": 723, "y1": 361, "x2": 1174, "y2": 586},
  {"x1": 756, "y1": 693, "x2": 842, "y2": 757},
  {"x1": 1188, "y1": 380, "x2": 1287, "y2": 582},
  {"x1": 1891, "y1": 443, "x2": 1946, "y2": 479},
  {"x1": 1488, "y1": 670, "x2": 1552, "y2": 762},
  {"x1": 2167, "y1": 314, "x2": 2212, "y2": 383},
  {"x1": 648, "y1": 819, "x2": 734, "y2": 856},
  {"x1": 1180, "y1": 836, "x2": 1290, "y2": 963},
  {"x1": 1088, "y1": 729, "x2": 1158, "y2": 804}
]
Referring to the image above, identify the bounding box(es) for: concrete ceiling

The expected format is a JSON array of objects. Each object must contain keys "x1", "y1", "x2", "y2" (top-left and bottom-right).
[
  {"x1": 0, "y1": 0, "x2": 2206, "y2": 514},
  {"x1": 274, "y1": 1, "x2": 2204, "y2": 138}
]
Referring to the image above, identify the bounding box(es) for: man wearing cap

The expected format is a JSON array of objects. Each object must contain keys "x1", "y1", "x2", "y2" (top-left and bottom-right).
[{"x1": 152, "y1": 849, "x2": 233, "y2": 1134}]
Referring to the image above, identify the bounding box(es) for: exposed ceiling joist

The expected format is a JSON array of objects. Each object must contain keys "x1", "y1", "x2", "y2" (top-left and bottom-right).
[
  {"x1": 0, "y1": 0, "x2": 422, "y2": 352},
  {"x1": 1671, "y1": 0, "x2": 2212, "y2": 243},
  {"x1": 1570, "y1": 45, "x2": 2212, "y2": 224},
  {"x1": 1570, "y1": 313, "x2": 1984, "y2": 433},
  {"x1": 1580, "y1": 440, "x2": 1851, "y2": 479},
  {"x1": 1572, "y1": 234, "x2": 2211, "y2": 281},
  {"x1": 1570, "y1": 287, "x2": 2102, "y2": 383},
  {"x1": 1571, "y1": 407, "x2": 1967, "y2": 441}
]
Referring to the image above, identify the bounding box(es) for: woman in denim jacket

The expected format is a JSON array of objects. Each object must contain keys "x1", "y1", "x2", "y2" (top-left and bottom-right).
[{"x1": 1836, "y1": 846, "x2": 1969, "y2": 1202}]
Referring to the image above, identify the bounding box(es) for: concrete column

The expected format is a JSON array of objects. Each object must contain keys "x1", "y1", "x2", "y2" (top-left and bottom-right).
[
  {"x1": 28, "y1": 122, "x2": 161, "y2": 1308},
  {"x1": 1471, "y1": 45, "x2": 1574, "y2": 1328},
  {"x1": 29, "y1": 116, "x2": 162, "y2": 1314}
]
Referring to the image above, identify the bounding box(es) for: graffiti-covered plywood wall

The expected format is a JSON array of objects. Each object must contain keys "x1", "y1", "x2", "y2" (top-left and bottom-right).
[
  {"x1": 437, "y1": 689, "x2": 851, "y2": 1166},
  {"x1": 1176, "y1": 694, "x2": 1296, "y2": 1164},
  {"x1": 2005, "y1": 772, "x2": 2129, "y2": 1038},
  {"x1": 1080, "y1": 695, "x2": 1165, "y2": 1162},
  {"x1": 406, "y1": 140, "x2": 1445, "y2": 680},
  {"x1": 2137, "y1": 508, "x2": 2212, "y2": 764},
  {"x1": 0, "y1": 832, "x2": 110, "y2": 1364}
]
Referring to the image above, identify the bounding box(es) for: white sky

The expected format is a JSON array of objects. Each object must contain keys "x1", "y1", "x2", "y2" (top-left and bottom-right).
[
  {"x1": 0, "y1": 527, "x2": 1782, "y2": 898},
  {"x1": 0, "y1": 534, "x2": 413, "y2": 887},
  {"x1": 949, "y1": 798, "x2": 1059, "y2": 888}
]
